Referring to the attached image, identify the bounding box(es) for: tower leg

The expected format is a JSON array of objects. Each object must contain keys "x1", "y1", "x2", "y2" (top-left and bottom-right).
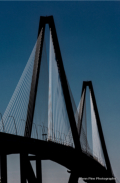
[
  {"x1": 20, "y1": 153, "x2": 37, "y2": 183},
  {"x1": 20, "y1": 153, "x2": 26, "y2": 183},
  {"x1": 68, "y1": 172, "x2": 78, "y2": 183},
  {"x1": 36, "y1": 156, "x2": 42, "y2": 183},
  {"x1": 1, "y1": 154, "x2": 7, "y2": 183}
]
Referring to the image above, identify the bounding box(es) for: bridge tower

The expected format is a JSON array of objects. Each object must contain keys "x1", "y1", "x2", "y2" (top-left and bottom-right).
[
  {"x1": 77, "y1": 81, "x2": 114, "y2": 180},
  {"x1": 20, "y1": 16, "x2": 81, "y2": 183}
]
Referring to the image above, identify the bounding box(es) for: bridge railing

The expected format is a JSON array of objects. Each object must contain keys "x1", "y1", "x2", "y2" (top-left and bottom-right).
[
  {"x1": 81, "y1": 145, "x2": 106, "y2": 168},
  {"x1": 0, "y1": 115, "x2": 74, "y2": 147},
  {"x1": 0, "y1": 115, "x2": 113, "y2": 168},
  {"x1": 31, "y1": 124, "x2": 74, "y2": 147}
]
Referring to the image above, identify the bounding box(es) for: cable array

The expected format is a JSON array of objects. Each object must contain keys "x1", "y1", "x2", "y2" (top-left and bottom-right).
[
  {"x1": 1, "y1": 31, "x2": 43, "y2": 136},
  {"x1": 90, "y1": 92, "x2": 106, "y2": 167},
  {"x1": 47, "y1": 31, "x2": 74, "y2": 146}
]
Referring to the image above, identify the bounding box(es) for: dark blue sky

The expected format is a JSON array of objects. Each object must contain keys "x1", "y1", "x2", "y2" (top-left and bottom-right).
[{"x1": 0, "y1": 1, "x2": 120, "y2": 182}]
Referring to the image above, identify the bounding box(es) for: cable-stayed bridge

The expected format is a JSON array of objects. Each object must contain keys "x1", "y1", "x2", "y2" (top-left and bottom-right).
[{"x1": 0, "y1": 16, "x2": 117, "y2": 183}]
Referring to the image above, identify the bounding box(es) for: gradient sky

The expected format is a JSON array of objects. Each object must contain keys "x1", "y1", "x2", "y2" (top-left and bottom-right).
[{"x1": 0, "y1": 1, "x2": 120, "y2": 183}]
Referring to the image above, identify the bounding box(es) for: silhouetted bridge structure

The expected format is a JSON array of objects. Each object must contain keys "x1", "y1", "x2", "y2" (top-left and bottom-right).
[{"x1": 0, "y1": 16, "x2": 117, "y2": 183}]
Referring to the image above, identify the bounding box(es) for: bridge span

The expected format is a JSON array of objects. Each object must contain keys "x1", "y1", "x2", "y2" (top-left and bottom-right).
[
  {"x1": 0, "y1": 132, "x2": 115, "y2": 183},
  {"x1": 0, "y1": 15, "x2": 117, "y2": 183}
]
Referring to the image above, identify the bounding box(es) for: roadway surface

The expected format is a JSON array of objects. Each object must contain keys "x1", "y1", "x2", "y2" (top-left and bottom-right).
[{"x1": 0, "y1": 132, "x2": 116, "y2": 183}]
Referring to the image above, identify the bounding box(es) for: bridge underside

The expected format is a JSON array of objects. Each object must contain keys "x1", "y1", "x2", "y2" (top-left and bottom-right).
[{"x1": 0, "y1": 132, "x2": 114, "y2": 181}]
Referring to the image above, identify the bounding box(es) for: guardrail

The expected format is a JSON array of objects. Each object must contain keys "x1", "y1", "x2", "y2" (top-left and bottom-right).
[
  {"x1": 0, "y1": 114, "x2": 111, "y2": 167},
  {"x1": 31, "y1": 123, "x2": 74, "y2": 147},
  {"x1": 81, "y1": 146, "x2": 106, "y2": 168},
  {"x1": 0, "y1": 114, "x2": 74, "y2": 147}
]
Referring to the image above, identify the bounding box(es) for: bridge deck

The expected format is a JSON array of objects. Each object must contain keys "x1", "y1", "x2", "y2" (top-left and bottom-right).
[{"x1": 0, "y1": 132, "x2": 115, "y2": 182}]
